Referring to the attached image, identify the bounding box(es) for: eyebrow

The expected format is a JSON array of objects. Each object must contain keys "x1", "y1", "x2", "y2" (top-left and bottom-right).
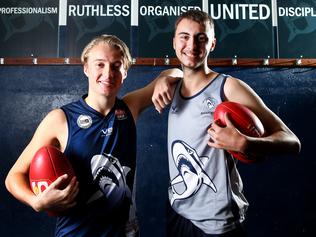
[
  {"x1": 92, "y1": 59, "x2": 122, "y2": 64},
  {"x1": 92, "y1": 59, "x2": 105, "y2": 62},
  {"x1": 177, "y1": 32, "x2": 207, "y2": 38},
  {"x1": 196, "y1": 33, "x2": 208, "y2": 38},
  {"x1": 177, "y1": 32, "x2": 190, "y2": 35}
]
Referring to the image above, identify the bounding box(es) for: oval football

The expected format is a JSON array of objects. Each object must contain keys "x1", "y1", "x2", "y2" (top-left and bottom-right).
[
  {"x1": 29, "y1": 146, "x2": 75, "y2": 194},
  {"x1": 214, "y1": 101, "x2": 264, "y2": 137},
  {"x1": 29, "y1": 146, "x2": 75, "y2": 216},
  {"x1": 214, "y1": 101, "x2": 265, "y2": 164}
]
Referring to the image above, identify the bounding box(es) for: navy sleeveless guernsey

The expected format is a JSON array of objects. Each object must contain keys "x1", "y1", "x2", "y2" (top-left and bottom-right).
[
  {"x1": 167, "y1": 74, "x2": 248, "y2": 234},
  {"x1": 55, "y1": 95, "x2": 136, "y2": 237}
]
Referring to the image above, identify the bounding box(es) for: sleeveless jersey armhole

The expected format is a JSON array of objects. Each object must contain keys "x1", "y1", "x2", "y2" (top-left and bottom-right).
[
  {"x1": 172, "y1": 79, "x2": 182, "y2": 100},
  {"x1": 60, "y1": 107, "x2": 71, "y2": 153},
  {"x1": 220, "y1": 74, "x2": 229, "y2": 102}
]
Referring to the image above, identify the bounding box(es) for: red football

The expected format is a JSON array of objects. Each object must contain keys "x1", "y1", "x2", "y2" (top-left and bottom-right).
[
  {"x1": 214, "y1": 101, "x2": 265, "y2": 164},
  {"x1": 29, "y1": 146, "x2": 75, "y2": 214}
]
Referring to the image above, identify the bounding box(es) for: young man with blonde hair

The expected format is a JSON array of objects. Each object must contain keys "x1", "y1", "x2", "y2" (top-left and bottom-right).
[{"x1": 5, "y1": 34, "x2": 181, "y2": 237}]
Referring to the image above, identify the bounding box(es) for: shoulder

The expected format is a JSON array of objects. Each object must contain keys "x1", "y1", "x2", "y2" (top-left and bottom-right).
[
  {"x1": 24, "y1": 109, "x2": 68, "y2": 152},
  {"x1": 223, "y1": 76, "x2": 258, "y2": 101},
  {"x1": 37, "y1": 109, "x2": 67, "y2": 137},
  {"x1": 44, "y1": 108, "x2": 67, "y2": 123},
  {"x1": 224, "y1": 75, "x2": 245, "y2": 89}
]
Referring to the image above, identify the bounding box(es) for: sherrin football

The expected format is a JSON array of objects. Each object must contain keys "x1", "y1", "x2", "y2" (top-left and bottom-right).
[
  {"x1": 214, "y1": 101, "x2": 265, "y2": 164},
  {"x1": 29, "y1": 146, "x2": 75, "y2": 215}
]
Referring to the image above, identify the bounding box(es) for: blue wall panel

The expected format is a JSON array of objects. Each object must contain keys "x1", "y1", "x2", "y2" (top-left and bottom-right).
[{"x1": 0, "y1": 65, "x2": 315, "y2": 236}]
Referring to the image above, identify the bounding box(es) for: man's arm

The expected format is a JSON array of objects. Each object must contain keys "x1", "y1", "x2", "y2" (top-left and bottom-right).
[
  {"x1": 5, "y1": 109, "x2": 79, "y2": 213},
  {"x1": 123, "y1": 68, "x2": 183, "y2": 121},
  {"x1": 208, "y1": 77, "x2": 301, "y2": 155}
]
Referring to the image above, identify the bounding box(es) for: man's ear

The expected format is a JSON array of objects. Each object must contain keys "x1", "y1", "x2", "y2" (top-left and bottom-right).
[
  {"x1": 122, "y1": 70, "x2": 128, "y2": 82},
  {"x1": 83, "y1": 63, "x2": 89, "y2": 77},
  {"x1": 210, "y1": 37, "x2": 217, "y2": 52}
]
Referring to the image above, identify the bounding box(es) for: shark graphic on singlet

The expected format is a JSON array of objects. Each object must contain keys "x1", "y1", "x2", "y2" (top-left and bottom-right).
[
  {"x1": 167, "y1": 74, "x2": 249, "y2": 234},
  {"x1": 170, "y1": 140, "x2": 217, "y2": 205},
  {"x1": 88, "y1": 153, "x2": 132, "y2": 204}
]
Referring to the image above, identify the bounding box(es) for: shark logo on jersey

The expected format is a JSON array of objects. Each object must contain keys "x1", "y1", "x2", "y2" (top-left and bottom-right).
[
  {"x1": 88, "y1": 153, "x2": 131, "y2": 205},
  {"x1": 169, "y1": 140, "x2": 217, "y2": 205},
  {"x1": 201, "y1": 97, "x2": 217, "y2": 115}
]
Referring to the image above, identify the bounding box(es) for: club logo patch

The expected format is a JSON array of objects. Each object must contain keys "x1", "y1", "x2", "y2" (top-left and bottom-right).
[
  {"x1": 115, "y1": 109, "x2": 127, "y2": 120},
  {"x1": 77, "y1": 115, "x2": 92, "y2": 129},
  {"x1": 201, "y1": 97, "x2": 217, "y2": 115}
]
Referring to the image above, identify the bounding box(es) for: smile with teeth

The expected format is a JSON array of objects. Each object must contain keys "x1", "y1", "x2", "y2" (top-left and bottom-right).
[
  {"x1": 183, "y1": 50, "x2": 200, "y2": 57},
  {"x1": 98, "y1": 79, "x2": 113, "y2": 86},
  {"x1": 185, "y1": 52, "x2": 197, "y2": 57}
]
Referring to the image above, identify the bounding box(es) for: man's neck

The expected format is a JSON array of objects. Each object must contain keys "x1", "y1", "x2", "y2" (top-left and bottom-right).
[
  {"x1": 84, "y1": 94, "x2": 116, "y2": 116},
  {"x1": 181, "y1": 65, "x2": 216, "y2": 97}
]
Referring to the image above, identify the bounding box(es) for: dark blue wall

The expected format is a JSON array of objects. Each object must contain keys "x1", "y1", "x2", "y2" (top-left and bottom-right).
[{"x1": 0, "y1": 65, "x2": 314, "y2": 236}]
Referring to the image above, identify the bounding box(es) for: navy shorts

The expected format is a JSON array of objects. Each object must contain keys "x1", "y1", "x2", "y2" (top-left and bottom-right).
[{"x1": 166, "y1": 204, "x2": 247, "y2": 237}]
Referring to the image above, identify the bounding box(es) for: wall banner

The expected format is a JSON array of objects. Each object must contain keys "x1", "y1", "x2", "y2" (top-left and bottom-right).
[{"x1": 1, "y1": 0, "x2": 316, "y2": 58}]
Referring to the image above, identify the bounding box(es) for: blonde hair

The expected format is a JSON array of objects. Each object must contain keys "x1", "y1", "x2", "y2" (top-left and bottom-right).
[{"x1": 81, "y1": 34, "x2": 132, "y2": 70}]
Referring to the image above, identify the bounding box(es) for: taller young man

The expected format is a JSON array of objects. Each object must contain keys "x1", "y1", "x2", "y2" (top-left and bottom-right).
[{"x1": 153, "y1": 10, "x2": 301, "y2": 237}]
